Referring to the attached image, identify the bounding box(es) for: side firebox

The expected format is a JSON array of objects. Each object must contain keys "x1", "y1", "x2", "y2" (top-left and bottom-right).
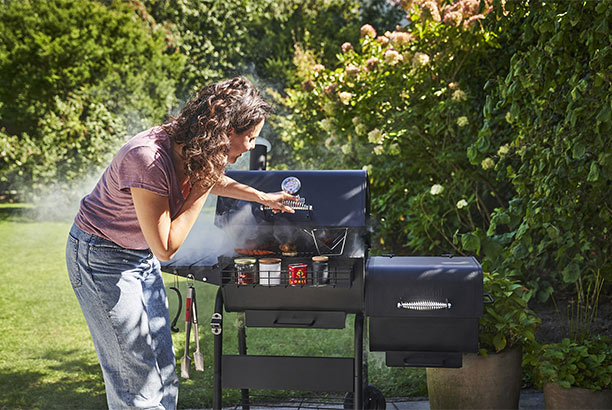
[{"x1": 365, "y1": 255, "x2": 483, "y2": 368}]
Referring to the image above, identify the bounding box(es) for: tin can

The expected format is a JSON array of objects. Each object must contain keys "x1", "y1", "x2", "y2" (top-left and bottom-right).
[
  {"x1": 259, "y1": 258, "x2": 282, "y2": 286},
  {"x1": 288, "y1": 263, "x2": 308, "y2": 286},
  {"x1": 234, "y1": 258, "x2": 257, "y2": 285},
  {"x1": 312, "y1": 256, "x2": 329, "y2": 286}
]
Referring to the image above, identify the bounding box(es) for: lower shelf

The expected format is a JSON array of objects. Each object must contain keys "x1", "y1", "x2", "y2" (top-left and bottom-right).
[{"x1": 222, "y1": 355, "x2": 354, "y2": 392}]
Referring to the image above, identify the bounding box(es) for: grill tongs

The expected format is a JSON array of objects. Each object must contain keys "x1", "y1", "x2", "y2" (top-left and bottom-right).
[{"x1": 180, "y1": 285, "x2": 205, "y2": 379}]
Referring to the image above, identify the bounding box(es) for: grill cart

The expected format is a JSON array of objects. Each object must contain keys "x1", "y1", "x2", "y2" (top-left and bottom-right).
[{"x1": 162, "y1": 170, "x2": 483, "y2": 410}]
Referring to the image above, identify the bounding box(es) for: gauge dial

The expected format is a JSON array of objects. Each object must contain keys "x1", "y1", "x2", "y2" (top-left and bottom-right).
[{"x1": 281, "y1": 176, "x2": 301, "y2": 194}]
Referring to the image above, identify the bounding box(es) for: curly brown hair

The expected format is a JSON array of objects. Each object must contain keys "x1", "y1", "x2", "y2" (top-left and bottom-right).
[{"x1": 163, "y1": 77, "x2": 272, "y2": 189}]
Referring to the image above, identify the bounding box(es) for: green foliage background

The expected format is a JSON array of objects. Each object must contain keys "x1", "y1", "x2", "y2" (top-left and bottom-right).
[
  {"x1": 279, "y1": 0, "x2": 612, "y2": 303},
  {"x1": 0, "y1": 0, "x2": 185, "y2": 192}
]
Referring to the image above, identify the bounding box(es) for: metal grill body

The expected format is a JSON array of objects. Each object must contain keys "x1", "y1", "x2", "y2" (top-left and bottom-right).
[{"x1": 160, "y1": 169, "x2": 483, "y2": 409}]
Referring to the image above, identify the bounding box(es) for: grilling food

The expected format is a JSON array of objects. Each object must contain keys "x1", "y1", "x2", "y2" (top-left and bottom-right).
[
  {"x1": 279, "y1": 243, "x2": 296, "y2": 252},
  {"x1": 279, "y1": 243, "x2": 297, "y2": 256},
  {"x1": 234, "y1": 248, "x2": 275, "y2": 256}
]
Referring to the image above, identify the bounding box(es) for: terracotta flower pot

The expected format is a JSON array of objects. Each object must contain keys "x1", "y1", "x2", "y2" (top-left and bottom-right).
[
  {"x1": 426, "y1": 346, "x2": 522, "y2": 409},
  {"x1": 544, "y1": 382, "x2": 612, "y2": 409}
]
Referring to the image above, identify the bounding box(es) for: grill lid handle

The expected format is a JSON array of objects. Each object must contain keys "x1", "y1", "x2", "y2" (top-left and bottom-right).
[{"x1": 397, "y1": 299, "x2": 452, "y2": 310}]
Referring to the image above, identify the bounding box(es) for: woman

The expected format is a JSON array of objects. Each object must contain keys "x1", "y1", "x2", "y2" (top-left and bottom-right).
[{"x1": 66, "y1": 77, "x2": 296, "y2": 409}]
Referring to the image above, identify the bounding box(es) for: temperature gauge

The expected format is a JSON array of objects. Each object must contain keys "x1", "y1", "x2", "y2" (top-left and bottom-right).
[{"x1": 281, "y1": 176, "x2": 301, "y2": 194}]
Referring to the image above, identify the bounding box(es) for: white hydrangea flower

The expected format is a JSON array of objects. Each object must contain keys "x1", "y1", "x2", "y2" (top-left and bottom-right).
[
  {"x1": 313, "y1": 64, "x2": 325, "y2": 73},
  {"x1": 457, "y1": 116, "x2": 469, "y2": 127},
  {"x1": 481, "y1": 157, "x2": 495, "y2": 170},
  {"x1": 412, "y1": 52, "x2": 430, "y2": 67},
  {"x1": 346, "y1": 64, "x2": 360, "y2": 76},
  {"x1": 339, "y1": 91, "x2": 353, "y2": 105},
  {"x1": 456, "y1": 199, "x2": 468, "y2": 209},
  {"x1": 497, "y1": 144, "x2": 510, "y2": 157},
  {"x1": 341, "y1": 144, "x2": 352, "y2": 155},
  {"x1": 452, "y1": 89, "x2": 467, "y2": 101},
  {"x1": 368, "y1": 128, "x2": 384, "y2": 144},
  {"x1": 352, "y1": 117, "x2": 362, "y2": 125},
  {"x1": 319, "y1": 118, "x2": 335, "y2": 132},
  {"x1": 355, "y1": 123, "x2": 367, "y2": 136},
  {"x1": 384, "y1": 49, "x2": 403, "y2": 66},
  {"x1": 373, "y1": 145, "x2": 384, "y2": 155},
  {"x1": 430, "y1": 184, "x2": 444, "y2": 195},
  {"x1": 388, "y1": 143, "x2": 400, "y2": 156}
]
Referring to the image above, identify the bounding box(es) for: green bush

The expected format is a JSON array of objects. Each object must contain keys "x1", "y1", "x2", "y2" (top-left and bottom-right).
[
  {"x1": 141, "y1": 0, "x2": 365, "y2": 99},
  {"x1": 470, "y1": 0, "x2": 612, "y2": 298},
  {"x1": 479, "y1": 271, "x2": 539, "y2": 355},
  {"x1": 528, "y1": 336, "x2": 612, "y2": 391},
  {"x1": 277, "y1": 0, "x2": 507, "y2": 255},
  {"x1": 278, "y1": 0, "x2": 611, "y2": 299},
  {"x1": 0, "y1": 0, "x2": 185, "y2": 190}
]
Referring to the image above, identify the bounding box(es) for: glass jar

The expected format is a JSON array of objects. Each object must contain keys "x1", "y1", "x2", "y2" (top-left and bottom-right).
[
  {"x1": 234, "y1": 258, "x2": 257, "y2": 285},
  {"x1": 259, "y1": 258, "x2": 282, "y2": 286},
  {"x1": 312, "y1": 256, "x2": 329, "y2": 286}
]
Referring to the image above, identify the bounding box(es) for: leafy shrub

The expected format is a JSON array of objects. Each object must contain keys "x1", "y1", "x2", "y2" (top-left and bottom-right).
[
  {"x1": 469, "y1": 0, "x2": 612, "y2": 298},
  {"x1": 479, "y1": 271, "x2": 540, "y2": 355},
  {"x1": 276, "y1": 0, "x2": 507, "y2": 255},
  {"x1": 278, "y1": 0, "x2": 611, "y2": 301},
  {"x1": 141, "y1": 0, "x2": 364, "y2": 99},
  {"x1": 527, "y1": 336, "x2": 612, "y2": 391},
  {"x1": 0, "y1": 0, "x2": 185, "y2": 190}
]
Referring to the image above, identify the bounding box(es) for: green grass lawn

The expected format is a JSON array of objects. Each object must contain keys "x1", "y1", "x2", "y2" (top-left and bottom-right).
[{"x1": 0, "y1": 204, "x2": 425, "y2": 409}]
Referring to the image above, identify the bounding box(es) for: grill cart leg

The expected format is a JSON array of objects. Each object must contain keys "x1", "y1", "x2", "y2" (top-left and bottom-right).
[
  {"x1": 354, "y1": 312, "x2": 364, "y2": 409},
  {"x1": 211, "y1": 288, "x2": 224, "y2": 410},
  {"x1": 237, "y1": 313, "x2": 250, "y2": 410}
]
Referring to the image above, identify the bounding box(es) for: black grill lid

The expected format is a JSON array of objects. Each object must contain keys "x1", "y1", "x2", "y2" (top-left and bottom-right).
[{"x1": 215, "y1": 170, "x2": 368, "y2": 228}]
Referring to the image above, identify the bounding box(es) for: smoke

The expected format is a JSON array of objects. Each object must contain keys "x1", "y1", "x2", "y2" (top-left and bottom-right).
[
  {"x1": 28, "y1": 169, "x2": 105, "y2": 222},
  {"x1": 167, "y1": 194, "x2": 236, "y2": 266}
]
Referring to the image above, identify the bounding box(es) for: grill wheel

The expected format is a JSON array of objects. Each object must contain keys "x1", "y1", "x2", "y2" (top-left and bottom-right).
[{"x1": 343, "y1": 384, "x2": 386, "y2": 409}]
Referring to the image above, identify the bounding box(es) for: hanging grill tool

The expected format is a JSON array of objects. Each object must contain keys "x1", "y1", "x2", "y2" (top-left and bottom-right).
[{"x1": 180, "y1": 281, "x2": 205, "y2": 378}]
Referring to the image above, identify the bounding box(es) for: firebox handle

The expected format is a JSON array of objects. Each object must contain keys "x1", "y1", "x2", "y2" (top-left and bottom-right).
[{"x1": 273, "y1": 318, "x2": 316, "y2": 327}]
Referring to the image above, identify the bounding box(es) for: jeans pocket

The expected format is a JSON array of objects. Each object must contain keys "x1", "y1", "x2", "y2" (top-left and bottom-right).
[{"x1": 66, "y1": 234, "x2": 82, "y2": 288}]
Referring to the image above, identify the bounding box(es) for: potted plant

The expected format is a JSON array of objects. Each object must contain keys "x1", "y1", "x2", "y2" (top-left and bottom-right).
[
  {"x1": 526, "y1": 272, "x2": 612, "y2": 409},
  {"x1": 426, "y1": 271, "x2": 541, "y2": 409}
]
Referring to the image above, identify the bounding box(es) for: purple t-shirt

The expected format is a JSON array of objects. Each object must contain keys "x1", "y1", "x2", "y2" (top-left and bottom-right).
[{"x1": 75, "y1": 126, "x2": 186, "y2": 249}]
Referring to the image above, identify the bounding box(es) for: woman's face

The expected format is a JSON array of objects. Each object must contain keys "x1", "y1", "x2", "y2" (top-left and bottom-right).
[{"x1": 227, "y1": 119, "x2": 265, "y2": 164}]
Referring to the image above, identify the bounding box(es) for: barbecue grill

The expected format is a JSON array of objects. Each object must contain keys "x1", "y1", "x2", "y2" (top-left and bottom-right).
[{"x1": 161, "y1": 169, "x2": 484, "y2": 410}]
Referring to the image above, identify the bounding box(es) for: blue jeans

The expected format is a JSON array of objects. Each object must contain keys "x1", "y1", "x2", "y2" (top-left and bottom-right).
[{"x1": 66, "y1": 223, "x2": 178, "y2": 409}]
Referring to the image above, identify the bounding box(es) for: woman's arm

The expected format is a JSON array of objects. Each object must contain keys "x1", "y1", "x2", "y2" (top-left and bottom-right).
[
  {"x1": 131, "y1": 185, "x2": 211, "y2": 261},
  {"x1": 211, "y1": 175, "x2": 298, "y2": 213}
]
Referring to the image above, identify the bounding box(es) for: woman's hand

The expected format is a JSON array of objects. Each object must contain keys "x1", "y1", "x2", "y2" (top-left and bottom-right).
[
  {"x1": 259, "y1": 191, "x2": 299, "y2": 213},
  {"x1": 211, "y1": 175, "x2": 299, "y2": 213}
]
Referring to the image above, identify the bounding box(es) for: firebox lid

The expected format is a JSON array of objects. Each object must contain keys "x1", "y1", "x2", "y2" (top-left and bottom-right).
[{"x1": 365, "y1": 255, "x2": 483, "y2": 318}]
